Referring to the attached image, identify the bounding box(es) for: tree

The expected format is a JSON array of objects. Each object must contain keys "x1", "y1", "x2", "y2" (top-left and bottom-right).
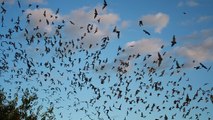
[{"x1": 0, "y1": 89, "x2": 55, "y2": 120}]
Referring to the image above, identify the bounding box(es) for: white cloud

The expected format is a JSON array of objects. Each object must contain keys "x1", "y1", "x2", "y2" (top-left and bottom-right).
[
  {"x1": 121, "y1": 20, "x2": 129, "y2": 29},
  {"x1": 0, "y1": 0, "x2": 14, "y2": 4},
  {"x1": 100, "y1": 13, "x2": 120, "y2": 26},
  {"x1": 110, "y1": 38, "x2": 166, "y2": 73},
  {"x1": 176, "y1": 37, "x2": 213, "y2": 62},
  {"x1": 181, "y1": 28, "x2": 213, "y2": 42},
  {"x1": 187, "y1": 0, "x2": 199, "y2": 7},
  {"x1": 177, "y1": 2, "x2": 184, "y2": 7},
  {"x1": 63, "y1": 6, "x2": 120, "y2": 27},
  {"x1": 62, "y1": 7, "x2": 121, "y2": 49},
  {"x1": 0, "y1": 0, "x2": 46, "y2": 4},
  {"x1": 174, "y1": 29, "x2": 213, "y2": 67},
  {"x1": 27, "y1": 0, "x2": 46, "y2": 4},
  {"x1": 125, "y1": 38, "x2": 163, "y2": 55},
  {"x1": 24, "y1": 8, "x2": 61, "y2": 34},
  {"x1": 142, "y1": 12, "x2": 169, "y2": 33},
  {"x1": 197, "y1": 16, "x2": 213, "y2": 23},
  {"x1": 177, "y1": 28, "x2": 213, "y2": 62},
  {"x1": 21, "y1": 6, "x2": 124, "y2": 52},
  {"x1": 178, "y1": 0, "x2": 199, "y2": 7},
  {"x1": 105, "y1": 38, "x2": 164, "y2": 73}
]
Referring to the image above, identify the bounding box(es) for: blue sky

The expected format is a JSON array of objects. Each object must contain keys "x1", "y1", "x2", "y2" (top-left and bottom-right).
[{"x1": 0, "y1": 0, "x2": 213, "y2": 120}]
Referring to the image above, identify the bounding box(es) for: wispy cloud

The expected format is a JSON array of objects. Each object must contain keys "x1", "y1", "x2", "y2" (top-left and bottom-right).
[
  {"x1": 178, "y1": 0, "x2": 199, "y2": 7},
  {"x1": 187, "y1": 0, "x2": 199, "y2": 7},
  {"x1": 27, "y1": 0, "x2": 46, "y2": 4},
  {"x1": 176, "y1": 37, "x2": 213, "y2": 62},
  {"x1": 176, "y1": 28, "x2": 213, "y2": 62},
  {"x1": 196, "y1": 15, "x2": 213, "y2": 23},
  {"x1": 180, "y1": 28, "x2": 213, "y2": 42},
  {"x1": 141, "y1": 12, "x2": 169, "y2": 33}
]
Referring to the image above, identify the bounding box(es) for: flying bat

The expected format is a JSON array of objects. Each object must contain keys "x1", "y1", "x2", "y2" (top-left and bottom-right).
[
  {"x1": 139, "y1": 20, "x2": 143, "y2": 26},
  {"x1": 143, "y1": 29, "x2": 150, "y2": 35},
  {"x1": 157, "y1": 52, "x2": 163, "y2": 67},
  {"x1": 171, "y1": 35, "x2": 176, "y2": 47},
  {"x1": 102, "y1": 0, "x2": 107, "y2": 10},
  {"x1": 94, "y1": 9, "x2": 98, "y2": 19}
]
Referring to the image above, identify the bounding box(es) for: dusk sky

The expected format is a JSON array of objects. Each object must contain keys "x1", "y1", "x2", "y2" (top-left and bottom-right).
[{"x1": 0, "y1": 0, "x2": 213, "y2": 120}]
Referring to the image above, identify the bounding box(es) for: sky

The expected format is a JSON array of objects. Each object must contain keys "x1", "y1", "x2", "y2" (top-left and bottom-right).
[{"x1": 0, "y1": 0, "x2": 213, "y2": 120}]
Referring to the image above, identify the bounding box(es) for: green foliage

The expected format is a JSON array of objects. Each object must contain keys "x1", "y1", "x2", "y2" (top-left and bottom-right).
[{"x1": 0, "y1": 89, "x2": 55, "y2": 120}]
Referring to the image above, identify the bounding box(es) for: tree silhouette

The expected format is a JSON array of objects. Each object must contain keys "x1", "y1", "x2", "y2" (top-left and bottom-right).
[{"x1": 0, "y1": 89, "x2": 55, "y2": 120}]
